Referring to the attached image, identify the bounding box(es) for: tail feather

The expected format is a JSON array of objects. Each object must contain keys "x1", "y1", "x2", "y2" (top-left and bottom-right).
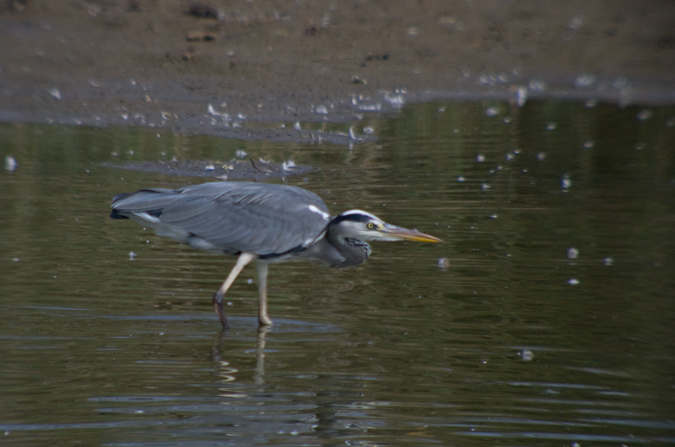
[
  {"x1": 109, "y1": 209, "x2": 129, "y2": 219},
  {"x1": 110, "y1": 187, "x2": 179, "y2": 219}
]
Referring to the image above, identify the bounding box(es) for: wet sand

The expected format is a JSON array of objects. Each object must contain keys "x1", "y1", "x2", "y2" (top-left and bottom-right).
[{"x1": 1, "y1": 0, "x2": 674, "y2": 141}]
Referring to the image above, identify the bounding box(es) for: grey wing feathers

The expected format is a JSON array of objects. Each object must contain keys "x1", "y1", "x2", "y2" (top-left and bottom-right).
[{"x1": 111, "y1": 182, "x2": 331, "y2": 256}]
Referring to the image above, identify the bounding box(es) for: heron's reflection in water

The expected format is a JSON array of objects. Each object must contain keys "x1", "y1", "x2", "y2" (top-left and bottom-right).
[
  {"x1": 212, "y1": 325, "x2": 270, "y2": 395},
  {"x1": 253, "y1": 326, "x2": 270, "y2": 385}
]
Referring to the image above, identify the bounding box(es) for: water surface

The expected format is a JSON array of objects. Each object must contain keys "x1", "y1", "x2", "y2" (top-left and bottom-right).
[{"x1": 1, "y1": 100, "x2": 674, "y2": 446}]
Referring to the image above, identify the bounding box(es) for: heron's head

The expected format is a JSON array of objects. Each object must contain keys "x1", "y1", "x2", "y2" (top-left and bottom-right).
[{"x1": 330, "y1": 210, "x2": 442, "y2": 243}]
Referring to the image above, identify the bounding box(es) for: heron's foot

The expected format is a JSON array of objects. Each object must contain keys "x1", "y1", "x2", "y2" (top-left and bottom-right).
[
  {"x1": 258, "y1": 313, "x2": 273, "y2": 326},
  {"x1": 212, "y1": 292, "x2": 230, "y2": 330}
]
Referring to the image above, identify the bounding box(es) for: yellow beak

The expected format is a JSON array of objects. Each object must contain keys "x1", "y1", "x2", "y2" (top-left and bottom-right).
[{"x1": 379, "y1": 223, "x2": 442, "y2": 243}]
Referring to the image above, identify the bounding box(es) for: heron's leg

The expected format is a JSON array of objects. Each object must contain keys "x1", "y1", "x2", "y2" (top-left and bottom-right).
[
  {"x1": 213, "y1": 252, "x2": 256, "y2": 329},
  {"x1": 256, "y1": 262, "x2": 273, "y2": 326}
]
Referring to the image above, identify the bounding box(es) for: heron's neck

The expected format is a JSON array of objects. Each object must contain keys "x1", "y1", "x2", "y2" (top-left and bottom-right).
[
  {"x1": 324, "y1": 229, "x2": 371, "y2": 267},
  {"x1": 343, "y1": 238, "x2": 372, "y2": 258}
]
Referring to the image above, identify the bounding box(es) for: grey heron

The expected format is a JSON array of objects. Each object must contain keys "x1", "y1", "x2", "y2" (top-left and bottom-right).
[{"x1": 110, "y1": 181, "x2": 441, "y2": 328}]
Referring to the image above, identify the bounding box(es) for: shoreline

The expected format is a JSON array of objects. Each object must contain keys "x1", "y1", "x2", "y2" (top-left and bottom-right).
[{"x1": 1, "y1": 0, "x2": 673, "y2": 141}]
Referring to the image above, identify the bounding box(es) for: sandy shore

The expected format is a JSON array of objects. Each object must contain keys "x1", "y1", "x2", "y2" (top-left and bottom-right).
[{"x1": 1, "y1": 0, "x2": 674, "y2": 141}]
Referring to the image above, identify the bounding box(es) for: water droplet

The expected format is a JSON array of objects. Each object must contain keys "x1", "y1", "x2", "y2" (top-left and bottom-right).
[
  {"x1": 561, "y1": 173, "x2": 572, "y2": 190},
  {"x1": 485, "y1": 106, "x2": 499, "y2": 116},
  {"x1": 574, "y1": 73, "x2": 595, "y2": 87},
  {"x1": 516, "y1": 85, "x2": 528, "y2": 107},
  {"x1": 529, "y1": 80, "x2": 547, "y2": 91},
  {"x1": 48, "y1": 87, "x2": 62, "y2": 100},
  {"x1": 637, "y1": 109, "x2": 653, "y2": 121},
  {"x1": 384, "y1": 93, "x2": 405, "y2": 106},
  {"x1": 4, "y1": 155, "x2": 17, "y2": 172},
  {"x1": 349, "y1": 127, "x2": 358, "y2": 140},
  {"x1": 521, "y1": 350, "x2": 534, "y2": 361},
  {"x1": 567, "y1": 247, "x2": 579, "y2": 259}
]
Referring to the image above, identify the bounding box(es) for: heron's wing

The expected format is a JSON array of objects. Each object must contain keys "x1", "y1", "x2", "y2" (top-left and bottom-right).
[
  {"x1": 114, "y1": 182, "x2": 331, "y2": 256},
  {"x1": 161, "y1": 183, "x2": 331, "y2": 255}
]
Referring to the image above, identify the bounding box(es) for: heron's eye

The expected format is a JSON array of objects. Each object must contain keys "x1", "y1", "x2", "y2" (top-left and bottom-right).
[{"x1": 366, "y1": 222, "x2": 375, "y2": 230}]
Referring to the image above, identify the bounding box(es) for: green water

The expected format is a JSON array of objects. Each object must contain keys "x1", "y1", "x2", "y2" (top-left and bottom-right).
[{"x1": 1, "y1": 100, "x2": 674, "y2": 446}]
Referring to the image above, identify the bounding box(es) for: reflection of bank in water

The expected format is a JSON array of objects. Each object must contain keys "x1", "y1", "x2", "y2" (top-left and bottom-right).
[{"x1": 103, "y1": 158, "x2": 313, "y2": 181}]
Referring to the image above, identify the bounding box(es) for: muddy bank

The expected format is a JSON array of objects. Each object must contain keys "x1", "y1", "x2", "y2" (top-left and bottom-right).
[{"x1": 1, "y1": 0, "x2": 674, "y2": 141}]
